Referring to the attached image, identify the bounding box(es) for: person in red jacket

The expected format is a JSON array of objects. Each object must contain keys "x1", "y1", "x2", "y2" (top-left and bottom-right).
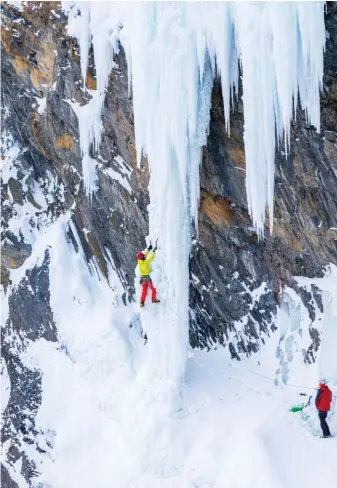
[{"x1": 315, "y1": 379, "x2": 332, "y2": 438}]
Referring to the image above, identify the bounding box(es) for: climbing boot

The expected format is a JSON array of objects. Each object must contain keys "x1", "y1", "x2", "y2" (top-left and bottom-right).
[
  {"x1": 140, "y1": 302, "x2": 145, "y2": 308},
  {"x1": 152, "y1": 299, "x2": 160, "y2": 304}
]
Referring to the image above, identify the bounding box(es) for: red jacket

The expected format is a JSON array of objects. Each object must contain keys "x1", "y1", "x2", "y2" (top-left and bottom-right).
[{"x1": 315, "y1": 384, "x2": 332, "y2": 412}]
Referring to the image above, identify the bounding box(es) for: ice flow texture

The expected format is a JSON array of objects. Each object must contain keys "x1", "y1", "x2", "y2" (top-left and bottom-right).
[
  {"x1": 63, "y1": 1, "x2": 325, "y2": 236},
  {"x1": 63, "y1": 1, "x2": 325, "y2": 384}
]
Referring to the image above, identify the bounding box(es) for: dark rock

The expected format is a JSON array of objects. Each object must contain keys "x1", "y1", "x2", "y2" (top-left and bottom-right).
[
  {"x1": 189, "y1": 2, "x2": 337, "y2": 349},
  {"x1": 1, "y1": 251, "x2": 57, "y2": 485},
  {"x1": 1, "y1": 0, "x2": 336, "y2": 359},
  {"x1": 1, "y1": 464, "x2": 19, "y2": 488}
]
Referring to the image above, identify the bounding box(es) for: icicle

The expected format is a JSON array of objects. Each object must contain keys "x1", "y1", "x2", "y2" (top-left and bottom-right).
[
  {"x1": 65, "y1": 1, "x2": 91, "y2": 82},
  {"x1": 63, "y1": 1, "x2": 325, "y2": 235},
  {"x1": 62, "y1": 1, "x2": 325, "y2": 384}
]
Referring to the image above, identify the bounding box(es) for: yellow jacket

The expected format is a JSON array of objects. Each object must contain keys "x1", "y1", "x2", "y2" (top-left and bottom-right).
[{"x1": 138, "y1": 249, "x2": 156, "y2": 276}]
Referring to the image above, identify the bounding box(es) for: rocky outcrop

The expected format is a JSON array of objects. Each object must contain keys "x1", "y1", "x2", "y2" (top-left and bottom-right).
[
  {"x1": 1, "y1": 1, "x2": 337, "y2": 350},
  {"x1": 1, "y1": 3, "x2": 150, "y2": 482},
  {"x1": 1, "y1": 2, "x2": 337, "y2": 484},
  {"x1": 1, "y1": 1, "x2": 150, "y2": 302},
  {"x1": 190, "y1": 3, "x2": 337, "y2": 352},
  {"x1": 2, "y1": 1, "x2": 336, "y2": 350},
  {"x1": 1, "y1": 251, "x2": 56, "y2": 486}
]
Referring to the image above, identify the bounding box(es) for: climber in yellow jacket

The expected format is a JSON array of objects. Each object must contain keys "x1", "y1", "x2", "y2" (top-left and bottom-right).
[{"x1": 137, "y1": 243, "x2": 160, "y2": 307}]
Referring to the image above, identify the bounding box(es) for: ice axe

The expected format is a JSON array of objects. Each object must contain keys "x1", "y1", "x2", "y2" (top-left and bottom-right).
[{"x1": 148, "y1": 238, "x2": 159, "y2": 251}]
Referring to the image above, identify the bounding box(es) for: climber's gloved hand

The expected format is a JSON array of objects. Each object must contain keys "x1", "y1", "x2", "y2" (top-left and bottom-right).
[
  {"x1": 153, "y1": 246, "x2": 157, "y2": 252},
  {"x1": 147, "y1": 244, "x2": 153, "y2": 251}
]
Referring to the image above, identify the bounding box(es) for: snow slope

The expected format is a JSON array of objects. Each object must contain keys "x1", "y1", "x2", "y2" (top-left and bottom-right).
[
  {"x1": 2, "y1": 203, "x2": 336, "y2": 487},
  {"x1": 4, "y1": 250, "x2": 337, "y2": 488},
  {"x1": 2, "y1": 210, "x2": 337, "y2": 487}
]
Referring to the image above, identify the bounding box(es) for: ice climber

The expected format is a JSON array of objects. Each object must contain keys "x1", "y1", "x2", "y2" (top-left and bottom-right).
[
  {"x1": 137, "y1": 243, "x2": 160, "y2": 308},
  {"x1": 315, "y1": 379, "x2": 332, "y2": 438}
]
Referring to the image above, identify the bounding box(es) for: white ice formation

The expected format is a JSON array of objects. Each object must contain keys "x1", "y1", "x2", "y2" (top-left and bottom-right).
[
  {"x1": 63, "y1": 1, "x2": 325, "y2": 237},
  {"x1": 62, "y1": 1, "x2": 326, "y2": 387}
]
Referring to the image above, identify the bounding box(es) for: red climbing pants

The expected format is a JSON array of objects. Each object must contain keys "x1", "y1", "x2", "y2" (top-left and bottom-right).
[{"x1": 140, "y1": 277, "x2": 157, "y2": 303}]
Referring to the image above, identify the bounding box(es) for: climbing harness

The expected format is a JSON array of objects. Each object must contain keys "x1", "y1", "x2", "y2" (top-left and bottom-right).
[{"x1": 140, "y1": 276, "x2": 152, "y2": 286}]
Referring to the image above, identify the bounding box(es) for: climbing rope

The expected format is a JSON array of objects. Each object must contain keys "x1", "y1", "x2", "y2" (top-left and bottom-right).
[{"x1": 232, "y1": 360, "x2": 319, "y2": 391}]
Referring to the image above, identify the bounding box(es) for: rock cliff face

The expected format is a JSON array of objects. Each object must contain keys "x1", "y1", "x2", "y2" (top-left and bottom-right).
[
  {"x1": 1, "y1": 2, "x2": 337, "y2": 486},
  {"x1": 190, "y1": 4, "x2": 337, "y2": 352}
]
